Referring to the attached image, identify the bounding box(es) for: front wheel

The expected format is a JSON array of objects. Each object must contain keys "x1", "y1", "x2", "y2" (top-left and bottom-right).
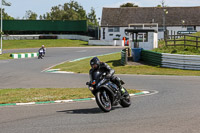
[
  {"x1": 95, "y1": 90, "x2": 112, "y2": 112},
  {"x1": 120, "y1": 88, "x2": 131, "y2": 107}
]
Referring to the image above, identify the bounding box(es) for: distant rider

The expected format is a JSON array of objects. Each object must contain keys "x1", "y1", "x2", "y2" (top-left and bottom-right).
[
  {"x1": 38, "y1": 45, "x2": 46, "y2": 59},
  {"x1": 38, "y1": 45, "x2": 46, "y2": 55}
]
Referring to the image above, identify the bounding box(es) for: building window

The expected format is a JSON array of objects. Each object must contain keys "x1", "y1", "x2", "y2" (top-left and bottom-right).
[
  {"x1": 108, "y1": 27, "x2": 120, "y2": 32},
  {"x1": 114, "y1": 27, "x2": 120, "y2": 32},
  {"x1": 133, "y1": 33, "x2": 148, "y2": 42},
  {"x1": 108, "y1": 27, "x2": 113, "y2": 32},
  {"x1": 138, "y1": 33, "x2": 148, "y2": 42},
  {"x1": 187, "y1": 26, "x2": 194, "y2": 31},
  {"x1": 158, "y1": 27, "x2": 164, "y2": 32}
]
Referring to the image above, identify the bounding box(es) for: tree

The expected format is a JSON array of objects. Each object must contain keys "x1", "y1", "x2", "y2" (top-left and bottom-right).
[
  {"x1": 24, "y1": 10, "x2": 37, "y2": 20},
  {"x1": 39, "y1": 15, "x2": 43, "y2": 20},
  {"x1": 87, "y1": 7, "x2": 98, "y2": 26},
  {"x1": 0, "y1": 8, "x2": 14, "y2": 20},
  {"x1": 0, "y1": 0, "x2": 14, "y2": 20},
  {"x1": 157, "y1": 0, "x2": 167, "y2": 7},
  {"x1": 50, "y1": 5, "x2": 64, "y2": 20},
  {"x1": 120, "y1": 2, "x2": 138, "y2": 7},
  {"x1": 43, "y1": 0, "x2": 87, "y2": 20}
]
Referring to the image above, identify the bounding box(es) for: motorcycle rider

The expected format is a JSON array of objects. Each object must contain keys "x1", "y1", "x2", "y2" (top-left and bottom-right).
[
  {"x1": 39, "y1": 45, "x2": 46, "y2": 54},
  {"x1": 38, "y1": 45, "x2": 46, "y2": 59},
  {"x1": 89, "y1": 57, "x2": 125, "y2": 94}
]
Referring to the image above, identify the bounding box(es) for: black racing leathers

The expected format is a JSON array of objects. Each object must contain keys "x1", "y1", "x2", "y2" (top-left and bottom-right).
[
  {"x1": 38, "y1": 47, "x2": 46, "y2": 54},
  {"x1": 89, "y1": 62, "x2": 122, "y2": 89}
]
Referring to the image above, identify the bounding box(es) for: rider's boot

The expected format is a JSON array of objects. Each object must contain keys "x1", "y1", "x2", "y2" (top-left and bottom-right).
[{"x1": 120, "y1": 86, "x2": 126, "y2": 94}]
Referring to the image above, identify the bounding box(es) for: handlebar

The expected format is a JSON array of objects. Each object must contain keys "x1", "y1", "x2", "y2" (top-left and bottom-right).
[{"x1": 86, "y1": 82, "x2": 90, "y2": 85}]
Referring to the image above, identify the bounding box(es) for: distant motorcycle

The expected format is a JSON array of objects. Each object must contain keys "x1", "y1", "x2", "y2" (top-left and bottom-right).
[
  {"x1": 38, "y1": 49, "x2": 45, "y2": 59},
  {"x1": 86, "y1": 70, "x2": 131, "y2": 112}
]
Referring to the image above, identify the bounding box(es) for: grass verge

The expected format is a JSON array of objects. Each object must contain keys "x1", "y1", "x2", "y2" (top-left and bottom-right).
[
  {"x1": 0, "y1": 53, "x2": 12, "y2": 60},
  {"x1": 0, "y1": 88, "x2": 140, "y2": 104},
  {"x1": 3, "y1": 39, "x2": 88, "y2": 50},
  {"x1": 153, "y1": 46, "x2": 200, "y2": 55},
  {"x1": 53, "y1": 52, "x2": 200, "y2": 76}
]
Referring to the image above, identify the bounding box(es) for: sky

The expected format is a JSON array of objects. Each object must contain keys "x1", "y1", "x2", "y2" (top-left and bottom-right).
[{"x1": 3, "y1": 0, "x2": 200, "y2": 19}]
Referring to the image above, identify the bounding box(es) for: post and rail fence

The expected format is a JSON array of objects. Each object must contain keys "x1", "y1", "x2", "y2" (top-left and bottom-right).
[{"x1": 165, "y1": 34, "x2": 200, "y2": 49}]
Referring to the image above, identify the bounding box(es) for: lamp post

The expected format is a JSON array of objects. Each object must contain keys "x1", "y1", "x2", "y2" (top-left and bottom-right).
[
  {"x1": 97, "y1": 17, "x2": 100, "y2": 40},
  {"x1": 0, "y1": 0, "x2": 3, "y2": 55},
  {"x1": 0, "y1": 0, "x2": 11, "y2": 55},
  {"x1": 163, "y1": 8, "x2": 168, "y2": 40}
]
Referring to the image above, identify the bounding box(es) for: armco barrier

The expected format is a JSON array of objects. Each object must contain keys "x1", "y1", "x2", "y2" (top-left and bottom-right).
[
  {"x1": 141, "y1": 50, "x2": 200, "y2": 70},
  {"x1": 10, "y1": 53, "x2": 39, "y2": 59},
  {"x1": 162, "y1": 53, "x2": 200, "y2": 70},
  {"x1": 141, "y1": 50, "x2": 162, "y2": 66}
]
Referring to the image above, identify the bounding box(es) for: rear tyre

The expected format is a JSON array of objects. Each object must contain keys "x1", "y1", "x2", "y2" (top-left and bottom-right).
[{"x1": 95, "y1": 91, "x2": 112, "y2": 112}]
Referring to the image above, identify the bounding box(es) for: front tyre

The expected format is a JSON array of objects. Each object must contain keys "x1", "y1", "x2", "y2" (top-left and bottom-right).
[
  {"x1": 95, "y1": 91, "x2": 112, "y2": 112},
  {"x1": 120, "y1": 88, "x2": 131, "y2": 107}
]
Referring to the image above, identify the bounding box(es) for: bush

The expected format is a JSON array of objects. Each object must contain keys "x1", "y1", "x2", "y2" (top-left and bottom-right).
[{"x1": 171, "y1": 49, "x2": 177, "y2": 54}]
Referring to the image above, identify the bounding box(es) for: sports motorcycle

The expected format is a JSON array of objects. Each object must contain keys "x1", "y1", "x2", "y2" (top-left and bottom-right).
[{"x1": 86, "y1": 70, "x2": 131, "y2": 112}]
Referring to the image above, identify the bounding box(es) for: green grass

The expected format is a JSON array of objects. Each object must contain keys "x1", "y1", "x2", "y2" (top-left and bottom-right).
[
  {"x1": 53, "y1": 52, "x2": 200, "y2": 76},
  {"x1": 153, "y1": 46, "x2": 200, "y2": 55},
  {"x1": 0, "y1": 88, "x2": 140, "y2": 104},
  {"x1": 0, "y1": 53, "x2": 12, "y2": 60},
  {"x1": 53, "y1": 53, "x2": 122, "y2": 73},
  {"x1": 3, "y1": 39, "x2": 88, "y2": 50}
]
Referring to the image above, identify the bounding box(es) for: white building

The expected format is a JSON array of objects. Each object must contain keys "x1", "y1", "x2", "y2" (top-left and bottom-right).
[{"x1": 101, "y1": 6, "x2": 200, "y2": 41}]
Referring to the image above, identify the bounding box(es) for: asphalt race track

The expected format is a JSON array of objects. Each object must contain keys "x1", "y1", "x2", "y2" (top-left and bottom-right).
[{"x1": 1, "y1": 47, "x2": 200, "y2": 133}]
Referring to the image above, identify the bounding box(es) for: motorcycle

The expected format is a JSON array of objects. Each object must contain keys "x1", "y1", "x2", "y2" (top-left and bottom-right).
[
  {"x1": 38, "y1": 49, "x2": 45, "y2": 59},
  {"x1": 86, "y1": 70, "x2": 131, "y2": 112}
]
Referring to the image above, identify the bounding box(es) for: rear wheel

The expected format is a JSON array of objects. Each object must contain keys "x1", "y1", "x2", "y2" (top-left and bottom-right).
[{"x1": 95, "y1": 90, "x2": 112, "y2": 112}]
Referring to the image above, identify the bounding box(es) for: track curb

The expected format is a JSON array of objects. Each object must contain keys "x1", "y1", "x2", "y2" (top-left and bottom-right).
[
  {"x1": 10, "y1": 53, "x2": 39, "y2": 59},
  {"x1": 0, "y1": 91, "x2": 150, "y2": 107}
]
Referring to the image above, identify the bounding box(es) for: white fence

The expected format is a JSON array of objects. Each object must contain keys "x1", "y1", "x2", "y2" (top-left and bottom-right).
[
  {"x1": 57, "y1": 35, "x2": 92, "y2": 41},
  {"x1": 88, "y1": 40, "x2": 125, "y2": 46},
  {"x1": 3, "y1": 35, "x2": 40, "y2": 40},
  {"x1": 3, "y1": 35, "x2": 92, "y2": 41}
]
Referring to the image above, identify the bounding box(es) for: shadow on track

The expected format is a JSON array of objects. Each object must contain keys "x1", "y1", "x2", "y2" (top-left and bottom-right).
[{"x1": 57, "y1": 107, "x2": 121, "y2": 114}]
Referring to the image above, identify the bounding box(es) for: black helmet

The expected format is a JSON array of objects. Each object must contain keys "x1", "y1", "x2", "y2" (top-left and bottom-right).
[{"x1": 90, "y1": 57, "x2": 100, "y2": 68}]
